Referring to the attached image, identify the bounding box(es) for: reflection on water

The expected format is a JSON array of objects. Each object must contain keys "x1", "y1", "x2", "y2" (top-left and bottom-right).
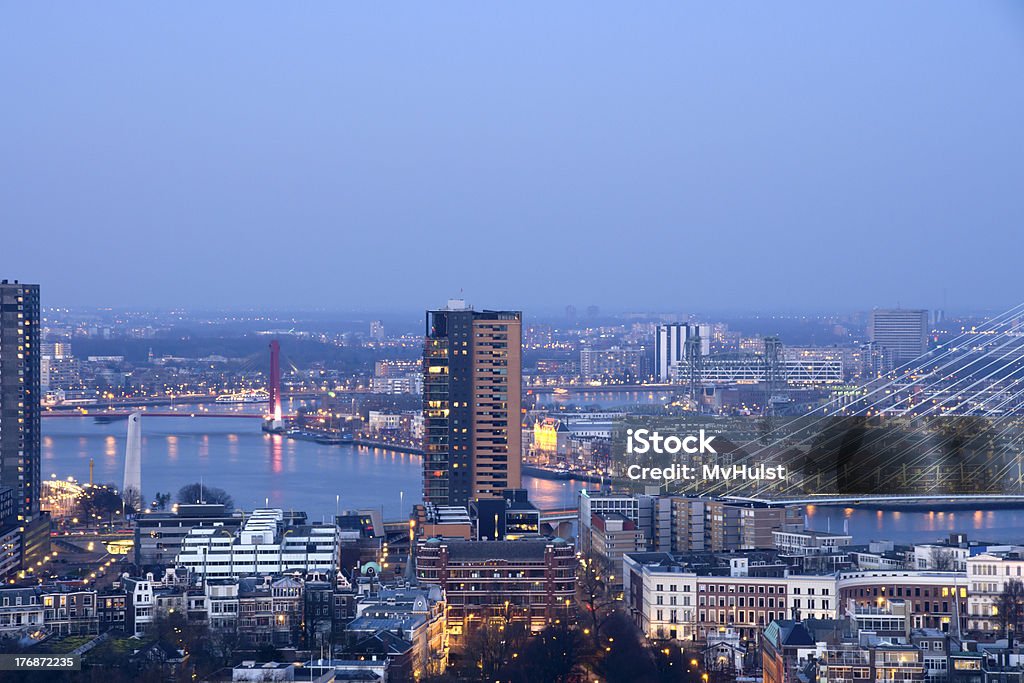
[
  {"x1": 531, "y1": 390, "x2": 674, "y2": 410},
  {"x1": 42, "y1": 416, "x2": 595, "y2": 520},
  {"x1": 805, "y1": 504, "x2": 1024, "y2": 544},
  {"x1": 41, "y1": 416, "x2": 1024, "y2": 540}
]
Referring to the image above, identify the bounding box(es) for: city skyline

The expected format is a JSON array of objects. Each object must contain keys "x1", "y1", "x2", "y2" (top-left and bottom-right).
[
  {"x1": 3, "y1": 2, "x2": 1024, "y2": 678},
  {"x1": 3, "y1": 3, "x2": 1024, "y2": 311}
]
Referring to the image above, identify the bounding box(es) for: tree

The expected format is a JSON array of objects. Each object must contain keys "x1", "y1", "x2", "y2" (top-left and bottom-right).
[
  {"x1": 930, "y1": 547, "x2": 956, "y2": 571},
  {"x1": 509, "y1": 622, "x2": 585, "y2": 683},
  {"x1": 177, "y1": 483, "x2": 233, "y2": 510},
  {"x1": 153, "y1": 492, "x2": 172, "y2": 511},
  {"x1": 577, "y1": 550, "x2": 617, "y2": 652},
  {"x1": 593, "y1": 610, "x2": 659, "y2": 682},
  {"x1": 79, "y1": 483, "x2": 129, "y2": 518},
  {"x1": 460, "y1": 608, "x2": 529, "y2": 681},
  {"x1": 998, "y1": 579, "x2": 1024, "y2": 645}
]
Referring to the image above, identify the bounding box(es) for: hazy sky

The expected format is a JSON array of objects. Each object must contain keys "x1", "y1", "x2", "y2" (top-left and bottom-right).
[{"x1": 2, "y1": 3, "x2": 1023, "y2": 313}]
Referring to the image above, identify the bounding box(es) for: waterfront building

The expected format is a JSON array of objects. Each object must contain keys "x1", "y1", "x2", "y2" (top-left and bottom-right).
[
  {"x1": 415, "y1": 537, "x2": 576, "y2": 640},
  {"x1": 848, "y1": 541, "x2": 909, "y2": 571},
  {"x1": 423, "y1": 300, "x2": 522, "y2": 507},
  {"x1": 869, "y1": 309, "x2": 929, "y2": 365},
  {"x1": 669, "y1": 356, "x2": 844, "y2": 386},
  {"x1": 176, "y1": 509, "x2": 339, "y2": 580},
  {"x1": 656, "y1": 323, "x2": 711, "y2": 382},
  {"x1": 774, "y1": 529, "x2": 854, "y2": 573},
  {"x1": 134, "y1": 502, "x2": 243, "y2": 568},
  {"x1": 412, "y1": 503, "x2": 473, "y2": 540},
  {"x1": 611, "y1": 492, "x2": 802, "y2": 554},
  {"x1": 912, "y1": 535, "x2": 971, "y2": 572}
]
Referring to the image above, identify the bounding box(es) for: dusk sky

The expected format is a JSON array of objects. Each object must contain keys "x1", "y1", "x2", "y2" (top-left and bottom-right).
[{"x1": 2, "y1": 3, "x2": 1023, "y2": 313}]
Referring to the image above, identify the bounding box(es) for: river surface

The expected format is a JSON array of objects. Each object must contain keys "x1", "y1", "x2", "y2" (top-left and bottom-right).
[
  {"x1": 40, "y1": 413, "x2": 1024, "y2": 544},
  {"x1": 41, "y1": 413, "x2": 582, "y2": 521}
]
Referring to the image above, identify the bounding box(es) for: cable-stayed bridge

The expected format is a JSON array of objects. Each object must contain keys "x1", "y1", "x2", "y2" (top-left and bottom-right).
[{"x1": 623, "y1": 303, "x2": 1024, "y2": 503}]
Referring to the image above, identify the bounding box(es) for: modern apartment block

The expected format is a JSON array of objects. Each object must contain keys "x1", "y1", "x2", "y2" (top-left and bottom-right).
[
  {"x1": 423, "y1": 300, "x2": 522, "y2": 507},
  {"x1": 0, "y1": 280, "x2": 49, "y2": 568}
]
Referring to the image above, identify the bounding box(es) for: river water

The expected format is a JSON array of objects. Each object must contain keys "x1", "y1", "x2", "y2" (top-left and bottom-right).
[{"x1": 40, "y1": 413, "x2": 1024, "y2": 544}]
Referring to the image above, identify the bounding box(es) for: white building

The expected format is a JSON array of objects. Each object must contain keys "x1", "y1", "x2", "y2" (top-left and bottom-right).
[
  {"x1": 774, "y1": 530, "x2": 853, "y2": 557},
  {"x1": 623, "y1": 552, "x2": 838, "y2": 643},
  {"x1": 623, "y1": 553, "x2": 699, "y2": 641},
  {"x1": 176, "y1": 509, "x2": 339, "y2": 580},
  {"x1": 966, "y1": 548, "x2": 1024, "y2": 634},
  {"x1": 0, "y1": 588, "x2": 44, "y2": 637},
  {"x1": 786, "y1": 574, "x2": 839, "y2": 621},
  {"x1": 367, "y1": 411, "x2": 402, "y2": 430},
  {"x1": 913, "y1": 543, "x2": 969, "y2": 572}
]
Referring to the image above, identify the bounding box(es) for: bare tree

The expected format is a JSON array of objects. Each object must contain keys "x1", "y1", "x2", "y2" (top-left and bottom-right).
[
  {"x1": 461, "y1": 616, "x2": 529, "y2": 680},
  {"x1": 999, "y1": 579, "x2": 1024, "y2": 646},
  {"x1": 577, "y1": 550, "x2": 617, "y2": 651},
  {"x1": 931, "y1": 547, "x2": 956, "y2": 571}
]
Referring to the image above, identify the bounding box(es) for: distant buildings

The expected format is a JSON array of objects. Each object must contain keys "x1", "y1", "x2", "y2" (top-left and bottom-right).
[
  {"x1": 869, "y1": 309, "x2": 929, "y2": 364},
  {"x1": 656, "y1": 323, "x2": 710, "y2": 382},
  {"x1": 423, "y1": 300, "x2": 522, "y2": 507},
  {"x1": 579, "y1": 345, "x2": 648, "y2": 382}
]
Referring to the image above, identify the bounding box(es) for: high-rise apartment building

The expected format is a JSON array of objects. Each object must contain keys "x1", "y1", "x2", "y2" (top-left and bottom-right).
[
  {"x1": 0, "y1": 280, "x2": 49, "y2": 567},
  {"x1": 868, "y1": 309, "x2": 928, "y2": 365},
  {"x1": 423, "y1": 300, "x2": 521, "y2": 507}
]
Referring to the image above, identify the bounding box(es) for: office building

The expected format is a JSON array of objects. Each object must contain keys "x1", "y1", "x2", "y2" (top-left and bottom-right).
[
  {"x1": 869, "y1": 309, "x2": 929, "y2": 364},
  {"x1": 415, "y1": 537, "x2": 576, "y2": 640},
  {"x1": 423, "y1": 300, "x2": 522, "y2": 507},
  {"x1": 656, "y1": 323, "x2": 711, "y2": 382},
  {"x1": 175, "y1": 509, "x2": 339, "y2": 580},
  {"x1": 134, "y1": 503, "x2": 243, "y2": 568},
  {"x1": 0, "y1": 280, "x2": 49, "y2": 567}
]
